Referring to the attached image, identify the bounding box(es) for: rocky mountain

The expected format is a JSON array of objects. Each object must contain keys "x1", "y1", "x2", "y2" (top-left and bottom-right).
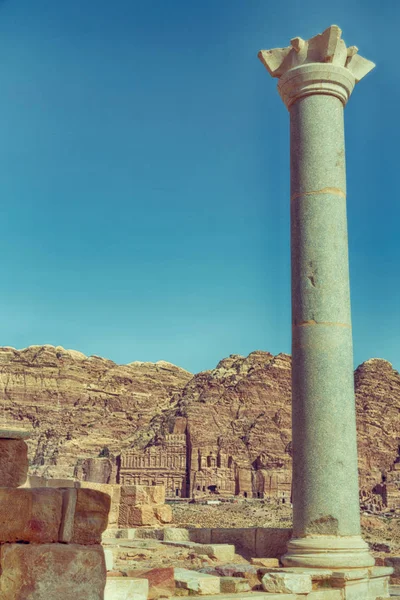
[
  {"x1": 0, "y1": 344, "x2": 399, "y2": 502},
  {"x1": 0, "y1": 345, "x2": 192, "y2": 478}
]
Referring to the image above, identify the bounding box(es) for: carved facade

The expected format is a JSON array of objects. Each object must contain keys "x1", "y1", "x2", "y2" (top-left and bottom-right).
[
  {"x1": 116, "y1": 422, "x2": 291, "y2": 501},
  {"x1": 119, "y1": 433, "x2": 187, "y2": 498}
]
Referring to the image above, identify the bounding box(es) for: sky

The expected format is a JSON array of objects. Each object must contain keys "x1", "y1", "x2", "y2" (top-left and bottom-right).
[{"x1": 0, "y1": 0, "x2": 397, "y2": 374}]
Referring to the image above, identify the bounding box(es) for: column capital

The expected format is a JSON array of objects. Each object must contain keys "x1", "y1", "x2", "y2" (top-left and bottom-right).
[{"x1": 258, "y1": 25, "x2": 374, "y2": 108}]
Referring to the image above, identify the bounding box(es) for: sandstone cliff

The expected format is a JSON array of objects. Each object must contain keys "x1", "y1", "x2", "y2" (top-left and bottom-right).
[
  {"x1": 0, "y1": 345, "x2": 398, "y2": 501},
  {"x1": 0, "y1": 345, "x2": 192, "y2": 478}
]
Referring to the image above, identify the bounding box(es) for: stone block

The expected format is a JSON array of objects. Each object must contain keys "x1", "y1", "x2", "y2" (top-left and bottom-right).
[
  {"x1": 126, "y1": 567, "x2": 175, "y2": 599},
  {"x1": 0, "y1": 438, "x2": 28, "y2": 487},
  {"x1": 164, "y1": 528, "x2": 190, "y2": 542},
  {"x1": 145, "y1": 485, "x2": 166, "y2": 505},
  {"x1": 121, "y1": 485, "x2": 149, "y2": 506},
  {"x1": 104, "y1": 548, "x2": 114, "y2": 571},
  {"x1": 154, "y1": 504, "x2": 173, "y2": 523},
  {"x1": 174, "y1": 568, "x2": 220, "y2": 595},
  {"x1": 220, "y1": 577, "x2": 250, "y2": 593},
  {"x1": 211, "y1": 528, "x2": 256, "y2": 557},
  {"x1": 262, "y1": 571, "x2": 312, "y2": 594},
  {"x1": 255, "y1": 527, "x2": 292, "y2": 558},
  {"x1": 0, "y1": 488, "x2": 62, "y2": 543},
  {"x1": 104, "y1": 577, "x2": 149, "y2": 600},
  {"x1": 60, "y1": 488, "x2": 111, "y2": 544},
  {"x1": 196, "y1": 544, "x2": 235, "y2": 562},
  {"x1": 80, "y1": 481, "x2": 121, "y2": 527},
  {"x1": 251, "y1": 558, "x2": 280, "y2": 567},
  {"x1": 0, "y1": 543, "x2": 106, "y2": 599},
  {"x1": 136, "y1": 527, "x2": 164, "y2": 540},
  {"x1": 189, "y1": 528, "x2": 212, "y2": 544},
  {"x1": 122, "y1": 505, "x2": 158, "y2": 527}
]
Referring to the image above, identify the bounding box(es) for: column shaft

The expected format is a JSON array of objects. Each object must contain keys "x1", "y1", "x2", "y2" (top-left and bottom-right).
[{"x1": 290, "y1": 94, "x2": 361, "y2": 538}]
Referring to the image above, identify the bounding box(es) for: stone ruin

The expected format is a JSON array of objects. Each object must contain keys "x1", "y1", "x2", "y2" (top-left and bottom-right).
[{"x1": 0, "y1": 427, "x2": 110, "y2": 599}]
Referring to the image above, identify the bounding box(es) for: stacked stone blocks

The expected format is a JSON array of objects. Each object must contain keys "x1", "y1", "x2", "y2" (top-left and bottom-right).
[{"x1": 0, "y1": 429, "x2": 110, "y2": 599}]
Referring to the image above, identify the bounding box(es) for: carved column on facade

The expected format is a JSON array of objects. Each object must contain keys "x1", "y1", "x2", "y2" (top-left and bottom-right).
[{"x1": 259, "y1": 25, "x2": 375, "y2": 568}]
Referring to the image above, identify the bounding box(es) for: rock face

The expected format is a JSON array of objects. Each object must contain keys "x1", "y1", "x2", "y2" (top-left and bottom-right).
[
  {"x1": 0, "y1": 345, "x2": 192, "y2": 479},
  {"x1": 0, "y1": 345, "x2": 399, "y2": 507}
]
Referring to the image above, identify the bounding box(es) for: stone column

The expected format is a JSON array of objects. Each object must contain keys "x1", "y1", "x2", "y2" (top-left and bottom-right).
[{"x1": 259, "y1": 25, "x2": 375, "y2": 568}]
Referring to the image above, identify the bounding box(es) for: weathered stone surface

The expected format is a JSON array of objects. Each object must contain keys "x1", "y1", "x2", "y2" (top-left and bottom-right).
[
  {"x1": 164, "y1": 528, "x2": 190, "y2": 542},
  {"x1": 211, "y1": 528, "x2": 256, "y2": 557},
  {"x1": 104, "y1": 577, "x2": 149, "y2": 600},
  {"x1": 0, "y1": 543, "x2": 106, "y2": 599},
  {"x1": 262, "y1": 571, "x2": 312, "y2": 594},
  {"x1": 60, "y1": 488, "x2": 110, "y2": 544},
  {"x1": 220, "y1": 577, "x2": 250, "y2": 593},
  {"x1": 104, "y1": 548, "x2": 114, "y2": 571},
  {"x1": 119, "y1": 505, "x2": 158, "y2": 527},
  {"x1": 0, "y1": 488, "x2": 62, "y2": 543},
  {"x1": 126, "y1": 567, "x2": 175, "y2": 599},
  {"x1": 255, "y1": 527, "x2": 292, "y2": 558},
  {"x1": 174, "y1": 568, "x2": 220, "y2": 596},
  {"x1": 154, "y1": 504, "x2": 173, "y2": 524},
  {"x1": 0, "y1": 438, "x2": 28, "y2": 487}
]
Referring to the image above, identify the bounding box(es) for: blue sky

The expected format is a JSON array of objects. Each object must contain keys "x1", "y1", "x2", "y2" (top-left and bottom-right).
[{"x1": 0, "y1": 0, "x2": 397, "y2": 374}]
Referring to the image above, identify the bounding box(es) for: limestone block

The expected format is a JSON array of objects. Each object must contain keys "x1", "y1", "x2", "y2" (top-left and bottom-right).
[
  {"x1": 174, "y1": 568, "x2": 220, "y2": 596},
  {"x1": 255, "y1": 527, "x2": 292, "y2": 558},
  {"x1": 164, "y1": 528, "x2": 190, "y2": 542},
  {"x1": 104, "y1": 548, "x2": 114, "y2": 571},
  {"x1": 211, "y1": 528, "x2": 256, "y2": 557},
  {"x1": 385, "y1": 556, "x2": 400, "y2": 577},
  {"x1": 145, "y1": 485, "x2": 166, "y2": 505},
  {"x1": 262, "y1": 571, "x2": 312, "y2": 594},
  {"x1": 154, "y1": 504, "x2": 173, "y2": 523},
  {"x1": 126, "y1": 567, "x2": 175, "y2": 599},
  {"x1": 220, "y1": 577, "x2": 250, "y2": 593},
  {"x1": 104, "y1": 577, "x2": 149, "y2": 600},
  {"x1": 0, "y1": 488, "x2": 62, "y2": 543},
  {"x1": 0, "y1": 543, "x2": 106, "y2": 600},
  {"x1": 0, "y1": 438, "x2": 28, "y2": 487},
  {"x1": 136, "y1": 527, "x2": 164, "y2": 540},
  {"x1": 189, "y1": 528, "x2": 212, "y2": 544},
  {"x1": 60, "y1": 488, "x2": 111, "y2": 544},
  {"x1": 80, "y1": 481, "x2": 121, "y2": 527},
  {"x1": 251, "y1": 558, "x2": 279, "y2": 567},
  {"x1": 196, "y1": 544, "x2": 235, "y2": 562}
]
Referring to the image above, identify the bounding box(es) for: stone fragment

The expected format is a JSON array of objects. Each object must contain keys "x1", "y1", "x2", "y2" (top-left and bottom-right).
[
  {"x1": 126, "y1": 567, "x2": 175, "y2": 599},
  {"x1": 0, "y1": 543, "x2": 106, "y2": 600},
  {"x1": 220, "y1": 577, "x2": 250, "y2": 593},
  {"x1": 262, "y1": 571, "x2": 312, "y2": 594},
  {"x1": 164, "y1": 528, "x2": 190, "y2": 542},
  {"x1": 174, "y1": 568, "x2": 220, "y2": 595},
  {"x1": 251, "y1": 558, "x2": 279, "y2": 567},
  {"x1": 0, "y1": 488, "x2": 62, "y2": 543},
  {"x1": 0, "y1": 438, "x2": 28, "y2": 487},
  {"x1": 104, "y1": 577, "x2": 149, "y2": 600},
  {"x1": 154, "y1": 504, "x2": 173, "y2": 524},
  {"x1": 59, "y1": 487, "x2": 110, "y2": 544}
]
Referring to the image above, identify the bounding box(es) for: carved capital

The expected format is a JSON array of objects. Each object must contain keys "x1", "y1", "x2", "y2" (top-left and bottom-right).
[{"x1": 258, "y1": 25, "x2": 374, "y2": 107}]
